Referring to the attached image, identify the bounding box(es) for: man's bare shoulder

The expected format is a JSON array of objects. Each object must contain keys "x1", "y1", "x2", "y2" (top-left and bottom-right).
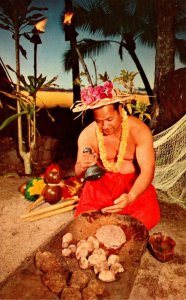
[
  {"x1": 78, "y1": 121, "x2": 97, "y2": 142},
  {"x1": 128, "y1": 116, "x2": 153, "y2": 142}
]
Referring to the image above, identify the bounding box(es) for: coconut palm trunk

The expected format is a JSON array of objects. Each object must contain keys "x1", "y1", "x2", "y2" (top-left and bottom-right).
[
  {"x1": 153, "y1": 0, "x2": 176, "y2": 129},
  {"x1": 125, "y1": 42, "x2": 153, "y2": 97},
  {"x1": 154, "y1": 0, "x2": 175, "y2": 93}
]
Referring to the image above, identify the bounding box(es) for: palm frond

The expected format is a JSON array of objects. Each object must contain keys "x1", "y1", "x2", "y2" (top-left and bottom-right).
[
  {"x1": 63, "y1": 48, "x2": 78, "y2": 71},
  {"x1": 78, "y1": 39, "x2": 112, "y2": 57},
  {"x1": 63, "y1": 39, "x2": 112, "y2": 71}
]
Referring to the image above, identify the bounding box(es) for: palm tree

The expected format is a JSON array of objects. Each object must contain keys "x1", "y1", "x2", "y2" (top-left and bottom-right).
[
  {"x1": 151, "y1": 0, "x2": 186, "y2": 129},
  {"x1": 64, "y1": 0, "x2": 156, "y2": 96},
  {"x1": 63, "y1": 0, "x2": 186, "y2": 123},
  {"x1": 155, "y1": 0, "x2": 186, "y2": 91},
  {"x1": 63, "y1": 0, "x2": 81, "y2": 102},
  {"x1": 0, "y1": 0, "x2": 47, "y2": 174}
]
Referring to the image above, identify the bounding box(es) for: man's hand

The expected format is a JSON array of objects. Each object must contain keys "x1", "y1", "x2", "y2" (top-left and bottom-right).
[
  {"x1": 80, "y1": 150, "x2": 97, "y2": 171},
  {"x1": 102, "y1": 193, "x2": 135, "y2": 214}
]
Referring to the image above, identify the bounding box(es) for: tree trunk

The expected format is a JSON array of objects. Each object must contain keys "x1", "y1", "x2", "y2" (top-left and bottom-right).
[
  {"x1": 65, "y1": 0, "x2": 80, "y2": 103},
  {"x1": 153, "y1": 0, "x2": 176, "y2": 131},
  {"x1": 154, "y1": 0, "x2": 175, "y2": 93}
]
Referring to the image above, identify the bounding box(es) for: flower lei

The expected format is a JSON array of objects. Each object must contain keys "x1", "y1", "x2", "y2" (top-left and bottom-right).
[{"x1": 96, "y1": 109, "x2": 128, "y2": 172}]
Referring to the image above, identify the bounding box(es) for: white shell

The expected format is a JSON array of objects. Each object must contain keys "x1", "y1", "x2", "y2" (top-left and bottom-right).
[
  {"x1": 98, "y1": 270, "x2": 116, "y2": 282},
  {"x1": 68, "y1": 244, "x2": 77, "y2": 253},
  {"x1": 87, "y1": 236, "x2": 99, "y2": 249},
  {"x1": 62, "y1": 232, "x2": 73, "y2": 248},
  {"x1": 107, "y1": 254, "x2": 119, "y2": 266},
  {"x1": 78, "y1": 240, "x2": 94, "y2": 253},
  {"x1": 76, "y1": 246, "x2": 89, "y2": 260},
  {"x1": 62, "y1": 248, "x2": 72, "y2": 257},
  {"x1": 93, "y1": 261, "x2": 109, "y2": 275},
  {"x1": 110, "y1": 263, "x2": 124, "y2": 275},
  {"x1": 88, "y1": 252, "x2": 107, "y2": 266},
  {"x1": 79, "y1": 257, "x2": 89, "y2": 269}
]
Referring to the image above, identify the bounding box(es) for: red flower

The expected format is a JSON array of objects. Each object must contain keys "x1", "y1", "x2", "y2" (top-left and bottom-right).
[{"x1": 81, "y1": 81, "x2": 114, "y2": 104}]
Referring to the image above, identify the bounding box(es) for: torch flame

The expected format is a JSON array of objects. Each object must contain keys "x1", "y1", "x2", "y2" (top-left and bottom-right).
[
  {"x1": 35, "y1": 18, "x2": 48, "y2": 32},
  {"x1": 64, "y1": 11, "x2": 74, "y2": 25}
]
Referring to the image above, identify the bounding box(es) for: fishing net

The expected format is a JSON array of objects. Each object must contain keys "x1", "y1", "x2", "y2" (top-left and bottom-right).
[{"x1": 153, "y1": 114, "x2": 186, "y2": 208}]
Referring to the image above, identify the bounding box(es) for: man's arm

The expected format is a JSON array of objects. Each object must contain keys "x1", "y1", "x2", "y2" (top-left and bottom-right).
[
  {"x1": 102, "y1": 117, "x2": 155, "y2": 213},
  {"x1": 127, "y1": 118, "x2": 155, "y2": 199},
  {"x1": 74, "y1": 127, "x2": 97, "y2": 178}
]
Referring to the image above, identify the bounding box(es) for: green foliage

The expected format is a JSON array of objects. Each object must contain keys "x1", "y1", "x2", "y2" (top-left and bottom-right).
[
  {"x1": 0, "y1": 1, "x2": 48, "y2": 59},
  {"x1": 113, "y1": 69, "x2": 151, "y2": 122},
  {"x1": 6, "y1": 65, "x2": 58, "y2": 96},
  {"x1": 0, "y1": 70, "x2": 58, "y2": 131},
  {"x1": 126, "y1": 100, "x2": 151, "y2": 122},
  {"x1": 99, "y1": 72, "x2": 110, "y2": 82},
  {"x1": 114, "y1": 69, "x2": 138, "y2": 93},
  {"x1": 0, "y1": 111, "x2": 28, "y2": 131}
]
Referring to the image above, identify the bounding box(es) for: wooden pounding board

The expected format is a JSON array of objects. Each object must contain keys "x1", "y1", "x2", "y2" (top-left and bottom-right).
[{"x1": 0, "y1": 212, "x2": 148, "y2": 300}]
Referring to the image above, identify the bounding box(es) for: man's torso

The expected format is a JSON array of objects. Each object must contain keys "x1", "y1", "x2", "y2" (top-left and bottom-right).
[{"x1": 82, "y1": 117, "x2": 137, "y2": 174}]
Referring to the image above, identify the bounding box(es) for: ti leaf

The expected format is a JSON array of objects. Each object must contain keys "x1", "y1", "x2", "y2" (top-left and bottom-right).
[{"x1": 0, "y1": 111, "x2": 28, "y2": 131}]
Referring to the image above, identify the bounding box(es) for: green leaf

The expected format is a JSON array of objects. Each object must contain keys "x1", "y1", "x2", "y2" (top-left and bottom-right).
[
  {"x1": 144, "y1": 113, "x2": 151, "y2": 120},
  {"x1": 37, "y1": 75, "x2": 47, "y2": 89},
  {"x1": 20, "y1": 74, "x2": 29, "y2": 87},
  {"x1": 19, "y1": 44, "x2": 27, "y2": 59},
  {"x1": 42, "y1": 76, "x2": 58, "y2": 88},
  {"x1": 6, "y1": 65, "x2": 16, "y2": 73},
  {"x1": 0, "y1": 111, "x2": 28, "y2": 131},
  {"x1": 99, "y1": 72, "x2": 110, "y2": 82},
  {"x1": 28, "y1": 76, "x2": 35, "y2": 88}
]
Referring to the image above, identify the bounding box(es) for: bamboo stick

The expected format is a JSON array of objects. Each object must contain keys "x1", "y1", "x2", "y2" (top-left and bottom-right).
[
  {"x1": 24, "y1": 204, "x2": 78, "y2": 222},
  {"x1": 28, "y1": 195, "x2": 44, "y2": 211},
  {"x1": 21, "y1": 197, "x2": 79, "y2": 219}
]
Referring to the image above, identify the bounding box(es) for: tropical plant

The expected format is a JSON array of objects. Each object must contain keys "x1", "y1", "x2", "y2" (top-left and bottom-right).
[
  {"x1": 63, "y1": 0, "x2": 155, "y2": 97},
  {"x1": 113, "y1": 69, "x2": 138, "y2": 94},
  {"x1": 63, "y1": 0, "x2": 186, "y2": 126},
  {"x1": 0, "y1": 69, "x2": 58, "y2": 140},
  {"x1": 0, "y1": 0, "x2": 48, "y2": 174},
  {"x1": 75, "y1": 67, "x2": 151, "y2": 123},
  {"x1": 113, "y1": 69, "x2": 151, "y2": 122}
]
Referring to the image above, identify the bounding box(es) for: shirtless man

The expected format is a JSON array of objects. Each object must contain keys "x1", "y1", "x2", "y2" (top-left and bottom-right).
[{"x1": 72, "y1": 82, "x2": 160, "y2": 229}]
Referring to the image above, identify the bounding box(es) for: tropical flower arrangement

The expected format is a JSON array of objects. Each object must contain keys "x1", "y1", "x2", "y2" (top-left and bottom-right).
[{"x1": 81, "y1": 81, "x2": 113, "y2": 104}]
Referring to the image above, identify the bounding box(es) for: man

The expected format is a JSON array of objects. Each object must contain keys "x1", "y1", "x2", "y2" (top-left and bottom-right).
[{"x1": 72, "y1": 81, "x2": 160, "y2": 230}]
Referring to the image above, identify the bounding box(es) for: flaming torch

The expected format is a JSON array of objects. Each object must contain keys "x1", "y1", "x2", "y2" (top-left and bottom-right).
[
  {"x1": 29, "y1": 18, "x2": 47, "y2": 146},
  {"x1": 30, "y1": 18, "x2": 47, "y2": 87},
  {"x1": 64, "y1": 11, "x2": 74, "y2": 40},
  {"x1": 63, "y1": 11, "x2": 93, "y2": 86}
]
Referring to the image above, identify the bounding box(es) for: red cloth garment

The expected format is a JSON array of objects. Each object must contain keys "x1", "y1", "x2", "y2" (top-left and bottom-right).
[{"x1": 75, "y1": 172, "x2": 160, "y2": 230}]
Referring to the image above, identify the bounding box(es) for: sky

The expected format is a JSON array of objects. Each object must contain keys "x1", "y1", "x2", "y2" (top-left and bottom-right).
[{"x1": 0, "y1": 0, "x2": 185, "y2": 91}]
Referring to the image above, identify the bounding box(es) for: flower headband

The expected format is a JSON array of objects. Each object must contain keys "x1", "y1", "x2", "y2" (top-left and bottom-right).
[{"x1": 71, "y1": 81, "x2": 134, "y2": 113}]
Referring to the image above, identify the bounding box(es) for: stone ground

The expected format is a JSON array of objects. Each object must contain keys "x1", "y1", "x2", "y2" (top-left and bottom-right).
[{"x1": 0, "y1": 172, "x2": 186, "y2": 299}]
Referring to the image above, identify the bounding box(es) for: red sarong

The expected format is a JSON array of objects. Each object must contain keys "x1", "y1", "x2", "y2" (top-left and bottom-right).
[{"x1": 75, "y1": 172, "x2": 160, "y2": 230}]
